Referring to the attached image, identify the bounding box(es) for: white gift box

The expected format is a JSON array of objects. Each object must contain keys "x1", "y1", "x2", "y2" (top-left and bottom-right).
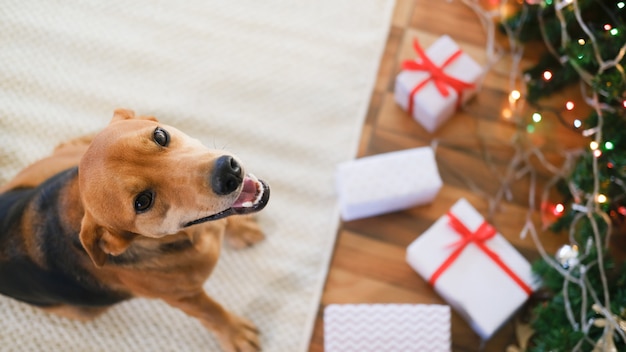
[
  {"x1": 324, "y1": 304, "x2": 451, "y2": 352},
  {"x1": 336, "y1": 147, "x2": 442, "y2": 221},
  {"x1": 394, "y1": 35, "x2": 483, "y2": 133},
  {"x1": 406, "y1": 198, "x2": 536, "y2": 340}
]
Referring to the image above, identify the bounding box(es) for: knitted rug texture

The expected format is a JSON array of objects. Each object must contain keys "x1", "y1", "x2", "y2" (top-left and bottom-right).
[{"x1": 0, "y1": 1, "x2": 393, "y2": 351}]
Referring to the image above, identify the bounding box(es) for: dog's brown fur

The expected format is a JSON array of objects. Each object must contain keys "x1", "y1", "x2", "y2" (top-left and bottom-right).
[{"x1": 0, "y1": 109, "x2": 268, "y2": 352}]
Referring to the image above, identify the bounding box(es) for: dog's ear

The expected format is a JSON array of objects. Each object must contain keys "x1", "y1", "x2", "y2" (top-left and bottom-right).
[
  {"x1": 112, "y1": 108, "x2": 158, "y2": 123},
  {"x1": 79, "y1": 212, "x2": 137, "y2": 267}
]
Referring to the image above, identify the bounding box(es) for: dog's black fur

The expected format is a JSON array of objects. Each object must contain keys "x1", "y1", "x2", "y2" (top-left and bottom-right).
[{"x1": 0, "y1": 167, "x2": 129, "y2": 308}]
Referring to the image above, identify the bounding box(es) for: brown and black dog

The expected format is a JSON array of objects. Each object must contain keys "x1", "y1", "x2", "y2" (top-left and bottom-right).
[{"x1": 0, "y1": 109, "x2": 270, "y2": 352}]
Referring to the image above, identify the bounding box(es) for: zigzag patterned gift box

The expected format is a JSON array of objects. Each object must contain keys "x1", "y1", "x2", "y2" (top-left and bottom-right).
[{"x1": 324, "y1": 304, "x2": 451, "y2": 352}]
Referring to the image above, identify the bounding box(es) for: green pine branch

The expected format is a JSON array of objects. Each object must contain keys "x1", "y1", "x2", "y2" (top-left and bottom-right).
[{"x1": 500, "y1": 0, "x2": 626, "y2": 350}]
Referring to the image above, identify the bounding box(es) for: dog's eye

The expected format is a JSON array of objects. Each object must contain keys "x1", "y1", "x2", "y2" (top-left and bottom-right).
[
  {"x1": 153, "y1": 127, "x2": 170, "y2": 147},
  {"x1": 134, "y1": 191, "x2": 154, "y2": 213}
]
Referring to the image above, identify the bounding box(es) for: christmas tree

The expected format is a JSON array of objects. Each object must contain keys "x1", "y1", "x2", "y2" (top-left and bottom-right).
[{"x1": 500, "y1": 0, "x2": 626, "y2": 350}]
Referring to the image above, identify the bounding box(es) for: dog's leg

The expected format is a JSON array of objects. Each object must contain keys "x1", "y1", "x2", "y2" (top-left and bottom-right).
[
  {"x1": 165, "y1": 291, "x2": 260, "y2": 352},
  {"x1": 224, "y1": 215, "x2": 265, "y2": 249}
]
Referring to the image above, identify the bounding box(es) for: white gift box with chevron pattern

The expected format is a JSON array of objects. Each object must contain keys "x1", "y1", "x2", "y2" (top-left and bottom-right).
[
  {"x1": 324, "y1": 304, "x2": 451, "y2": 352},
  {"x1": 335, "y1": 146, "x2": 442, "y2": 221},
  {"x1": 406, "y1": 198, "x2": 536, "y2": 340}
]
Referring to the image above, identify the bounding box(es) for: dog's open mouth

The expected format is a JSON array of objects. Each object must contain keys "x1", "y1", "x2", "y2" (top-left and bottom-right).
[{"x1": 184, "y1": 174, "x2": 270, "y2": 227}]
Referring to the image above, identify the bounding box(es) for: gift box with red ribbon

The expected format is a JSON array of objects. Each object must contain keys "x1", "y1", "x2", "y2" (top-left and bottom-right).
[
  {"x1": 394, "y1": 35, "x2": 483, "y2": 133},
  {"x1": 336, "y1": 146, "x2": 442, "y2": 221},
  {"x1": 406, "y1": 198, "x2": 536, "y2": 340}
]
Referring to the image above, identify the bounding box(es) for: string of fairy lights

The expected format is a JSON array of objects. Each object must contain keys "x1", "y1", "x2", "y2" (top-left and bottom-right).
[{"x1": 454, "y1": 0, "x2": 626, "y2": 349}]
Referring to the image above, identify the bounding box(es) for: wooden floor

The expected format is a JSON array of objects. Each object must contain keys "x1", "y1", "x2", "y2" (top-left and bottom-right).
[{"x1": 307, "y1": 0, "x2": 592, "y2": 351}]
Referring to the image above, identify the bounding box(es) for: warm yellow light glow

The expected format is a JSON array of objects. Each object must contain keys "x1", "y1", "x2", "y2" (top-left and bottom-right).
[
  {"x1": 543, "y1": 71, "x2": 553, "y2": 81},
  {"x1": 578, "y1": 38, "x2": 585, "y2": 45},
  {"x1": 565, "y1": 101, "x2": 574, "y2": 110},
  {"x1": 508, "y1": 90, "x2": 521, "y2": 104},
  {"x1": 532, "y1": 112, "x2": 542, "y2": 122},
  {"x1": 502, "y1": 108, "x2": 512, "y2": 120},
  {"x1": 590, "y1": 141, "x2": 599, "y2": 150},
  {"x1": 597, "y1": 194, "x2": 607, "y2": 203}
]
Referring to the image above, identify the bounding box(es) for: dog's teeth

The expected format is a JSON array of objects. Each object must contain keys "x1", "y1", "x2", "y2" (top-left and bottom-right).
[{"x1": 242, "y1": 201, "x2": 254, "y2": 208}]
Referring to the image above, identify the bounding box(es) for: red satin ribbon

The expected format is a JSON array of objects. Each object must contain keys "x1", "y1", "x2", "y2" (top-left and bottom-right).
[
  {"x1": 428, "y1": 211, "x2": 533, "y2": 296},
  {"x1": 402, "y1": 39, "x2": 475, "y2": 115}
]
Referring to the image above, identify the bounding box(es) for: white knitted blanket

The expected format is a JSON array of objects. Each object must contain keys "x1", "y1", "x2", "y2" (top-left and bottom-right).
[{"x1": 0, "y1": 1, "x2": 393, "y2": 351}]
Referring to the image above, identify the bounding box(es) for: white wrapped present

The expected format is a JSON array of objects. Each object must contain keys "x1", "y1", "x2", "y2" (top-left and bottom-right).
[
  {"x1": 336, "y1": 146, "x2": 442, "y2": 221},
  {"x1": 406, "y1": 198, "x2": 536, "y2": 340},
  {"x1": 324, "y1": 304, "x2": 451, "y2": 352},
  {"x1": 394, "y1": 35, "x2": 483, "y2": 133}
]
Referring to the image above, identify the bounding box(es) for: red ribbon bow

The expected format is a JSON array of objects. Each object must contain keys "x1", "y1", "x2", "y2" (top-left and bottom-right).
[
  {"x1": 402, "y1": 39, "x2": 475, "y2": 115},
  {"x1": 428, "y1": 211, "x2": 533, "y2": 296}
]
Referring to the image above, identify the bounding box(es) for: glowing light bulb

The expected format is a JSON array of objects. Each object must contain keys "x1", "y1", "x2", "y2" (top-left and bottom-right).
[
  {"x1": 623, "y1": 100, "x2": 626, "y2": 108},
  {"x1": 532, "y1": 112, "x2": 542, "y2": 122},
  {"x1": 597, "y1": 194, "x2": 608, "y2": 203},
  {"x1": 565, "y1": 101, "x2": 574, "y2": 110},
  {"x1": 553, "y1": 203, "x2": 565, "y2": 215},
  {"x1": 502, "y1": 108, "x2": 512, "y2": 120},
  {"x1": 574, "y1": 119, "x2": 582, "y2": 128},
  {"x1": 543, "y1": 71, "x2": 553, "y2": 81},
  {"x1": 605, "y1": 141, "x2": 615, "y2": 150},
  {"x1": 604, "y1": 24, "x2": 613, "y2": 31},
  {"x1": 590, "y1": 141, "x2": 599, "y2": 150},
  {"x1": 526, "y1": 124, "x2": 535, "y2": 133},
  {"x1": 578, "y1": 38, "x2": 585, "y2": 45},
  {"x1": 611, "y1": 28, "x2": 619, "y2": 36},
  {"x1": 594, "y1": 149, "x2": 603, "y2": 158},
  {"x1": 509, "y1": 90, "x2": 521, "y2": 103},
  {"x1": 619, "y1": 2, "x2": 625, "y2": 9}
]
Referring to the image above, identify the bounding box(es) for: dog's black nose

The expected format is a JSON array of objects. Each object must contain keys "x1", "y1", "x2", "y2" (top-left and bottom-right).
[{"x1": 211, "y1": 155, "x2": 243, "y2": 195}]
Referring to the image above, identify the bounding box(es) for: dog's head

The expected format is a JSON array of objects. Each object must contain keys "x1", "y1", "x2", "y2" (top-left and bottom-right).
[{"x1": 78, "y1": 109, "x2": 269, "y2": 266}]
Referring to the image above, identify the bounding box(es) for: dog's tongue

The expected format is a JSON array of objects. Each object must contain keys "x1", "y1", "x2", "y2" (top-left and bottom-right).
[
  {"x1": 184, "y1": 175, "x2": 268, "y2": 227},
  {"x1": 232, "y1": 177, "x2": 259, "y2": 208}
]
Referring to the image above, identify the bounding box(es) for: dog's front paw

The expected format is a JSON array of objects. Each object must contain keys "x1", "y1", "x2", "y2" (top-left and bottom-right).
[
  {"x1": 216, "y1": 313, "x2": 260, "y2": 352},
  {"x1": 225, "y1": 215, "x2": 265, "y2": 249}
]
